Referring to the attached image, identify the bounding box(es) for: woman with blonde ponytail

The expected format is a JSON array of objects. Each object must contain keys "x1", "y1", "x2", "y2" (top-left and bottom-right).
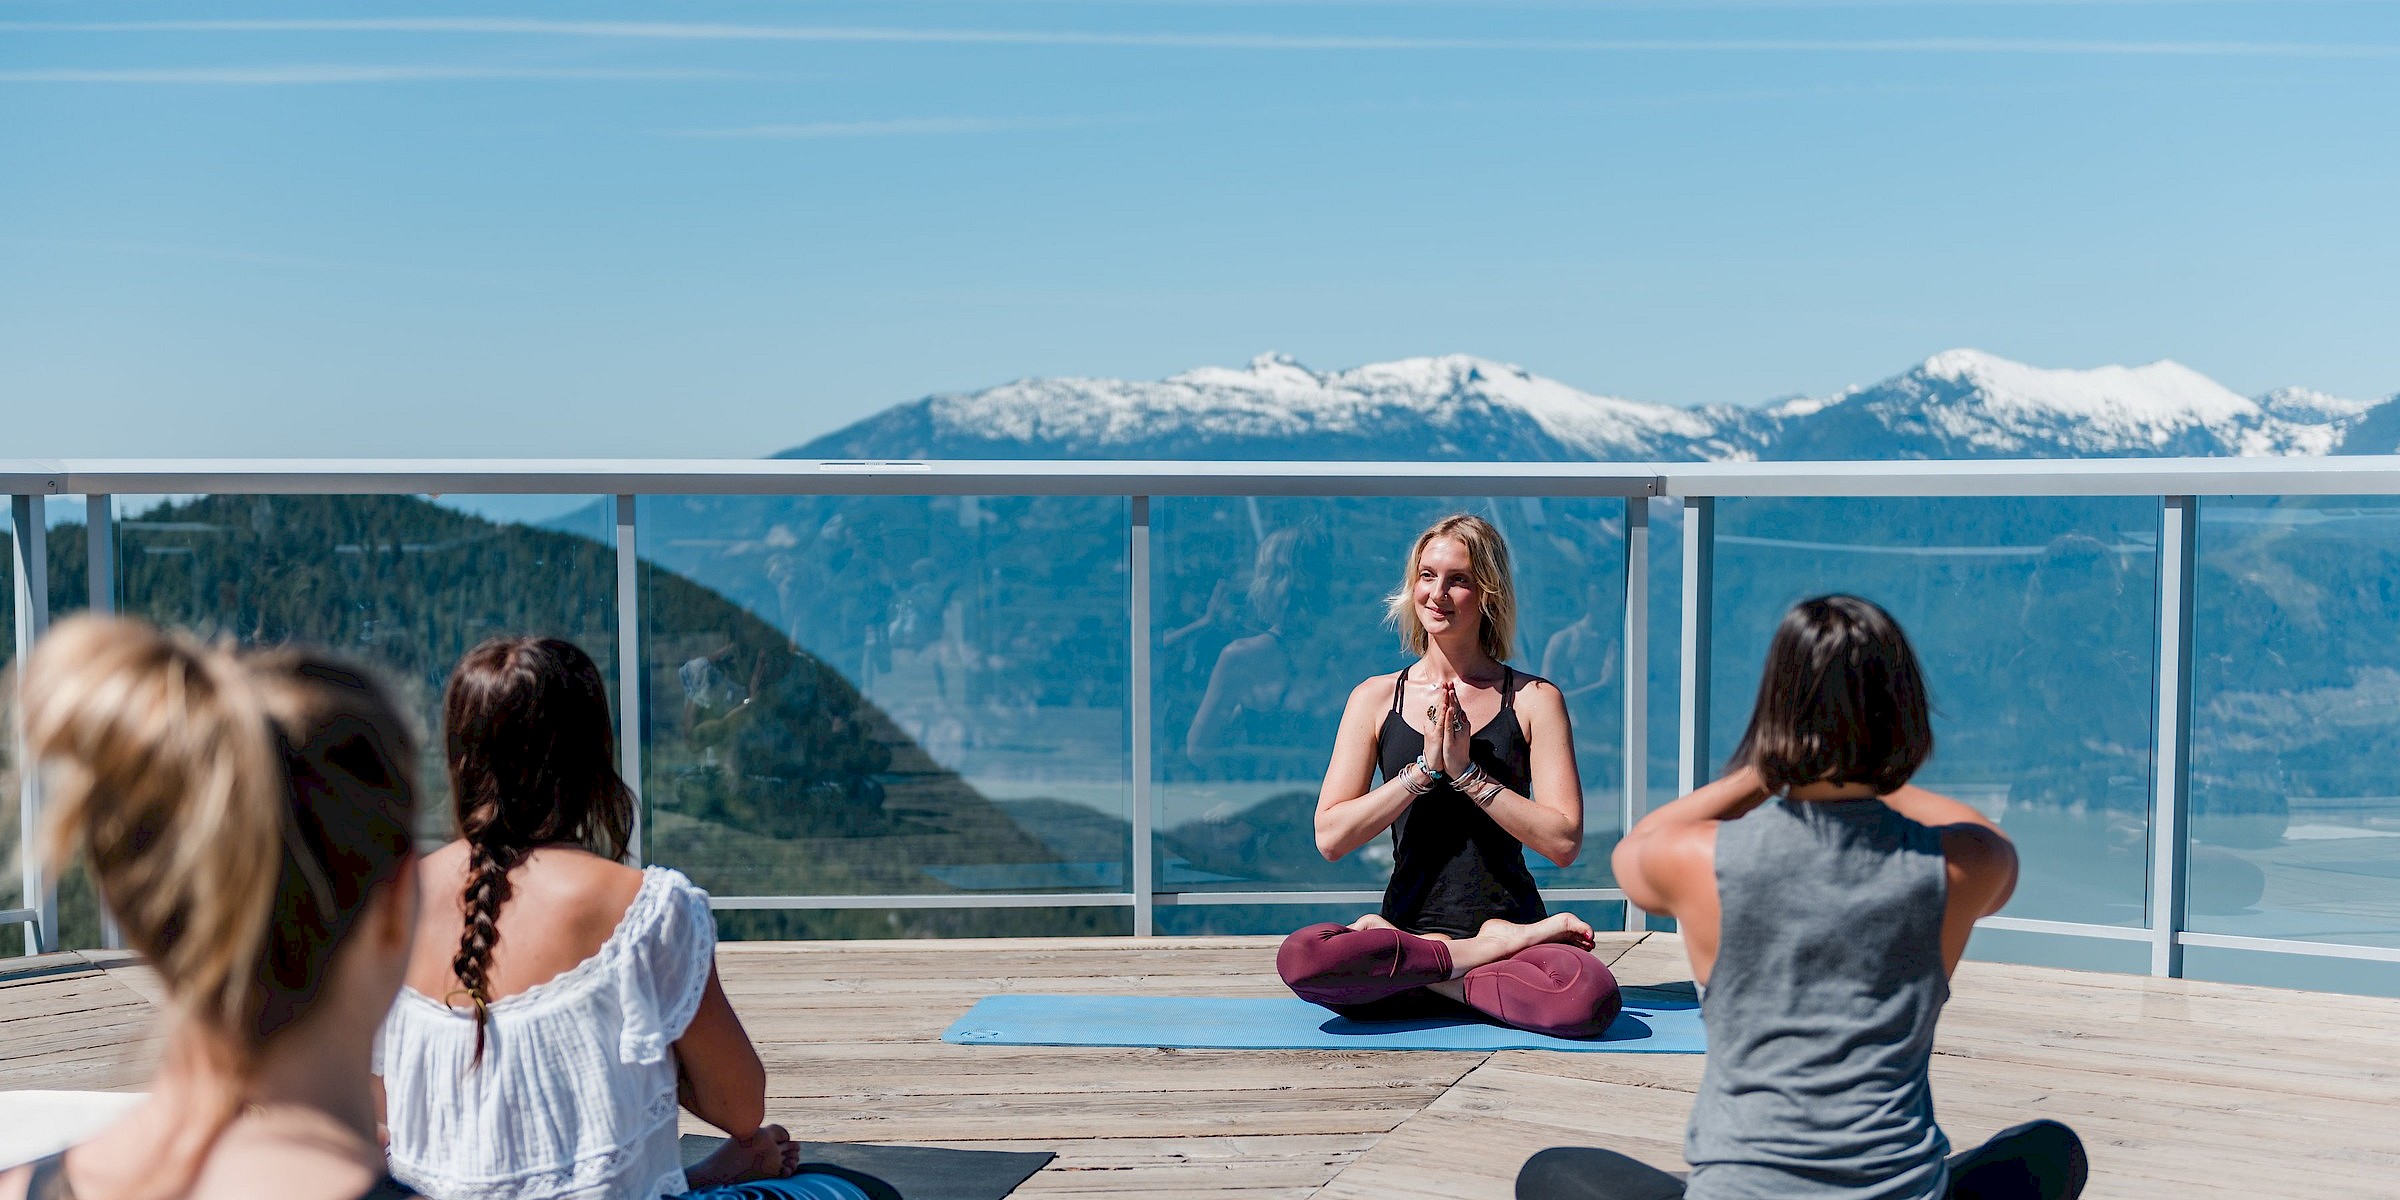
[
  {"x1": 0, "y1": 616, "x2": 424, "y2": 1200},
  {"x1": 378, "y1": 638, "x2": 830, "y2": 1200}
]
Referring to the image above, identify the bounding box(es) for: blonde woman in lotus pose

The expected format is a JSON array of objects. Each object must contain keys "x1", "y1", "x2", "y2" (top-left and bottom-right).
[{"x1": 1275, "y1": 514, "x2": 1621, "y2": 1038}]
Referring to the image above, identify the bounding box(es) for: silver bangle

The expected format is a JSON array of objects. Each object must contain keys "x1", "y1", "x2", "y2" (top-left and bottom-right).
[{"x1": 1454, "y1": 764, "x2": 1506, "y2": 808}]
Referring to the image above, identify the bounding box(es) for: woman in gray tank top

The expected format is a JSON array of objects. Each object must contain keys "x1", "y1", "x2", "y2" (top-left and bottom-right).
[{"x1": 1517, "y1": 596, "x2": 2087, "y2": 1200}]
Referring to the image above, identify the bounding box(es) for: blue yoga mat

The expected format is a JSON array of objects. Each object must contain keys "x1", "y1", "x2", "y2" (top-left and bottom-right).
[{"x1": 940, "y1": 990, "x2": 1705, "y2": 1053}]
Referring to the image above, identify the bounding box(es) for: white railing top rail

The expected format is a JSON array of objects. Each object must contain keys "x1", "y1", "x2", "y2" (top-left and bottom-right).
[
  {"x1": 5, "y1": 455, "x2": 2400, "y2": 498},
  {"x1": 0, "y1": 459, "x2": 1661, "y2": 498}
]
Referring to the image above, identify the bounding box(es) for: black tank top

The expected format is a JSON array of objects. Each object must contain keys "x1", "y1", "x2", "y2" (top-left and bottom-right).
[{"x1": 1375, "y1": 666, "x2": 1547, "y2": 937}]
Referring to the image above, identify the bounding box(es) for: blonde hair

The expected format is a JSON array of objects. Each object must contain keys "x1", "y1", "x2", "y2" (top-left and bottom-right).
[
  {"x1": 20, "y1": 616, "x2": 417, "y2": 1186},
  {"x1": 1385, "y1": 514, "x2": 1518, "y2": 662}
]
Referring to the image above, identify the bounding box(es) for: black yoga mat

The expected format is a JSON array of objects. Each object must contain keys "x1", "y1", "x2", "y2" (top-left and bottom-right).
[{"x1": 679, "y1": 1134, "x2": 1054, "y2": 1200}]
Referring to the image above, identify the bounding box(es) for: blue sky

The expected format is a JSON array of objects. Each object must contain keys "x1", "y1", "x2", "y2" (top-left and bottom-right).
[{"x1": 3, "y1": 1, "x2": 2396, "y2": 458}]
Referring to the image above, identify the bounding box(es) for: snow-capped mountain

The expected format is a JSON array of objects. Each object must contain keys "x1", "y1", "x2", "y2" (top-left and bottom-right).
[
  {"x1": 1762, "y1": 349, "x2": 2369, "y2": 460},
  {"x1": 790, "y1": 352, "x2": 1767, "y2": 461},
  {"x1": 784, "y1": 349, "x2": 2389, "y2": 462}
]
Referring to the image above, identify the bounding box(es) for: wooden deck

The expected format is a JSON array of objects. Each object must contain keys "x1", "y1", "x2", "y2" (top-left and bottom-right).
[{"x1": 5, "y1": 933, "x2": 2398, "y2": 1197}]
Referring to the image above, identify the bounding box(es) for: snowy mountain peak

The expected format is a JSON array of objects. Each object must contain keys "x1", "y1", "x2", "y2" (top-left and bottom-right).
[
  {"x1": 2261, "y1": 385, "x2": 2375, "y2": 424},
  {"x1": 810, "y1": 351, "x2": 1754, "y2": 462},
  {"x1": 1911, "y1": 348, "x2": 2256, "y2": 426},
  {"x1": 790, "y1": 350, "x2": 2391, "y2": 464}
]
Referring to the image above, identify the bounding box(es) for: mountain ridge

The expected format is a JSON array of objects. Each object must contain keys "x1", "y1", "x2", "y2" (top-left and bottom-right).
[{"x1": 784, "y1": 348, "x2": 2395, "y2": 463}]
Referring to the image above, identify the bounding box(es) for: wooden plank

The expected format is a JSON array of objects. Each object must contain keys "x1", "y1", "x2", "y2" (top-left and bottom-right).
[
  {"x1": 15, "y1": 932, "x2": 2400, "y2": 1198},
  {"x1": 755, "y1": 1045, "x2": 1482, "y2": 1099},
  {"x1": 1596, "y1": 935, "x2": 1691, "y2": 988},
  {"x1": 0, "y1": 953, "x2": 105, "y2": 987},
  {"x1": 1329, "y1": 933, "x2": 2400, "y2": 1199},
  {"x1": 751, "y1": 1083, "x2": 1447, "y2": 1141},
  {"x1": 0, "y1": 958, "x2": 164, "y2": 1092},
  {"x1": 919, "y1": 1132, "x2": 1375, "y2": 1194},
  {"x1": 1317, "y1": 1104, "x2": 1686, "y2": 1200}
]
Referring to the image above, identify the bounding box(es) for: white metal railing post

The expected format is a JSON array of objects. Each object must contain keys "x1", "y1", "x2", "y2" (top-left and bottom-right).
[
  {"x1": 2149, "y1": 496, "x2": 2197, "y2": 977},
  {"x1": 86, "y1": 494, "x2": 123, "y2": 950},
  {"x1": 1129, "y1": 497, "x2": 1155, "y2": 936},
  {"x1": 1620, "y1": 497, "x2": 1649, "y2": 932},
  {"x1": 12, "y1": 494, "x2": 54, "y2": 954},
  {"x1": 1677, "y1": 496, "x2": 1715, "y2": 797},
  {"x1": 614, "y1": 495, "x2": 645, "y2": 866}
]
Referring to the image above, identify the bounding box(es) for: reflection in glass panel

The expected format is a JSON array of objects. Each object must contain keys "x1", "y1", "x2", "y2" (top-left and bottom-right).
[
  {"x1": 2190, "y1": 497, "x2": 2400, "y2": 954},
  {"x1": 635, "y1": 495, "x2": 1128, "y2": 938},
  {"x1": 1710, "y1": 498, "x2": 2158, "y2": 929},
  {"x1": 113, "y1": 493, "x2": 619, "y2": 846},
  {"x1": 1150, "y1": 497, "x2": 1630, "y2": 910}
]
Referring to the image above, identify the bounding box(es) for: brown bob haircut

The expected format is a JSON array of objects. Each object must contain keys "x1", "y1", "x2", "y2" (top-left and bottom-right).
[{"x1": 1727, "y1": 595, "x2": 1932, "y2": 795}]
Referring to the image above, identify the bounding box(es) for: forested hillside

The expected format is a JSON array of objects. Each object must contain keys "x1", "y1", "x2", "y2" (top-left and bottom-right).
[{"x1": 2, "y1": 495, "x2": 1121, "y2": 944}]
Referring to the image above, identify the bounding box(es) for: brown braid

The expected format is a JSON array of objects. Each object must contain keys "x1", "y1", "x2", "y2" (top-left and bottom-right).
[
  {"x1": 443, "y1": 635, "x2": 638, "y2": 1067},
  {"x1": 450, "y1": 816, "x2": 526, "y2": 1064}
]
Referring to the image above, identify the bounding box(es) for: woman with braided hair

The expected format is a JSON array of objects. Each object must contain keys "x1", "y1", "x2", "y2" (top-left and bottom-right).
[{"x1": 377, "y1": 637, "x2": 848, "y2": 1200}]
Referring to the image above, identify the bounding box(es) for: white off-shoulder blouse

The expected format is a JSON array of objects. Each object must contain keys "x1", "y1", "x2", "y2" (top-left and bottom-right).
[{"x1": 376, "y1": 866, "x2": 717, "y2": 1200}]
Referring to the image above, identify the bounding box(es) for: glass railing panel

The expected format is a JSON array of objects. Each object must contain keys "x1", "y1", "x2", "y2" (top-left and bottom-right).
[
  {"x1": 112, "y1": 493, "x2": 620, "y2": 847},
  {"x1": 1, "y1": 511, "x2": 19, "y2": 928},
  {"x1": 1, "y1": 497, "x2": 90, "y2": 943},
  {"x1": 713, "y1": 902, "x2": 1133, "y2": 941},
  {"x1": 1710, "y1": 497, "x2": 2160, "y2": 932},
  {"x1": 2189, "y1": 496, "x2": 2400, "y2": 967},
  {"x1": 2179, "y1": 944, "x2": 2400, "y2": 1000},
  {"x1": 44, "y1": 497, "x2": 89, "y2": 620},
  {"x1": 1149, "y1": 496, "x2": 1632, "y2": 914},
  {"x1": 1646, "y1": 501, "x2": 1685, "y2": 814},
  {"x1": 635, "y1": 495, "x2": 1130, "y2": 938},
  {"x1": 40, "y1": 497, "x2": 98, "y2": 945}
]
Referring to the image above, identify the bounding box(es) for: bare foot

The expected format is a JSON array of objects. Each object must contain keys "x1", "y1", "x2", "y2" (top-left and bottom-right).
[
  {"x1": 684, "y1": 1123, "x2": 800, "y2": 1189},
  {"x1": 1348, "y1": 912, "x2": 1397, "y2": 932},
  {"x1": 1478, "y1": 913, "x2": 1596, "y2": 956}
]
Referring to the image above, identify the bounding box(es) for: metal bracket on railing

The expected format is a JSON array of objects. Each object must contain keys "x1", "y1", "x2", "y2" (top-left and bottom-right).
[{"x1": 0, "y1": 909, "x2": 41, "y2": 956}]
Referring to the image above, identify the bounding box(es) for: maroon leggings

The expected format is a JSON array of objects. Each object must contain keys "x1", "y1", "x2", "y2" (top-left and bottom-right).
[{"x1": 1276, "y1": 922, "x2": 1623, "y2": 1039}]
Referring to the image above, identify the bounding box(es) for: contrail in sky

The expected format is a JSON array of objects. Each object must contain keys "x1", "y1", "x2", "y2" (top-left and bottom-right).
[{"x1": 2, "y1": 19, "x2": 2395, "y2": 59}]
